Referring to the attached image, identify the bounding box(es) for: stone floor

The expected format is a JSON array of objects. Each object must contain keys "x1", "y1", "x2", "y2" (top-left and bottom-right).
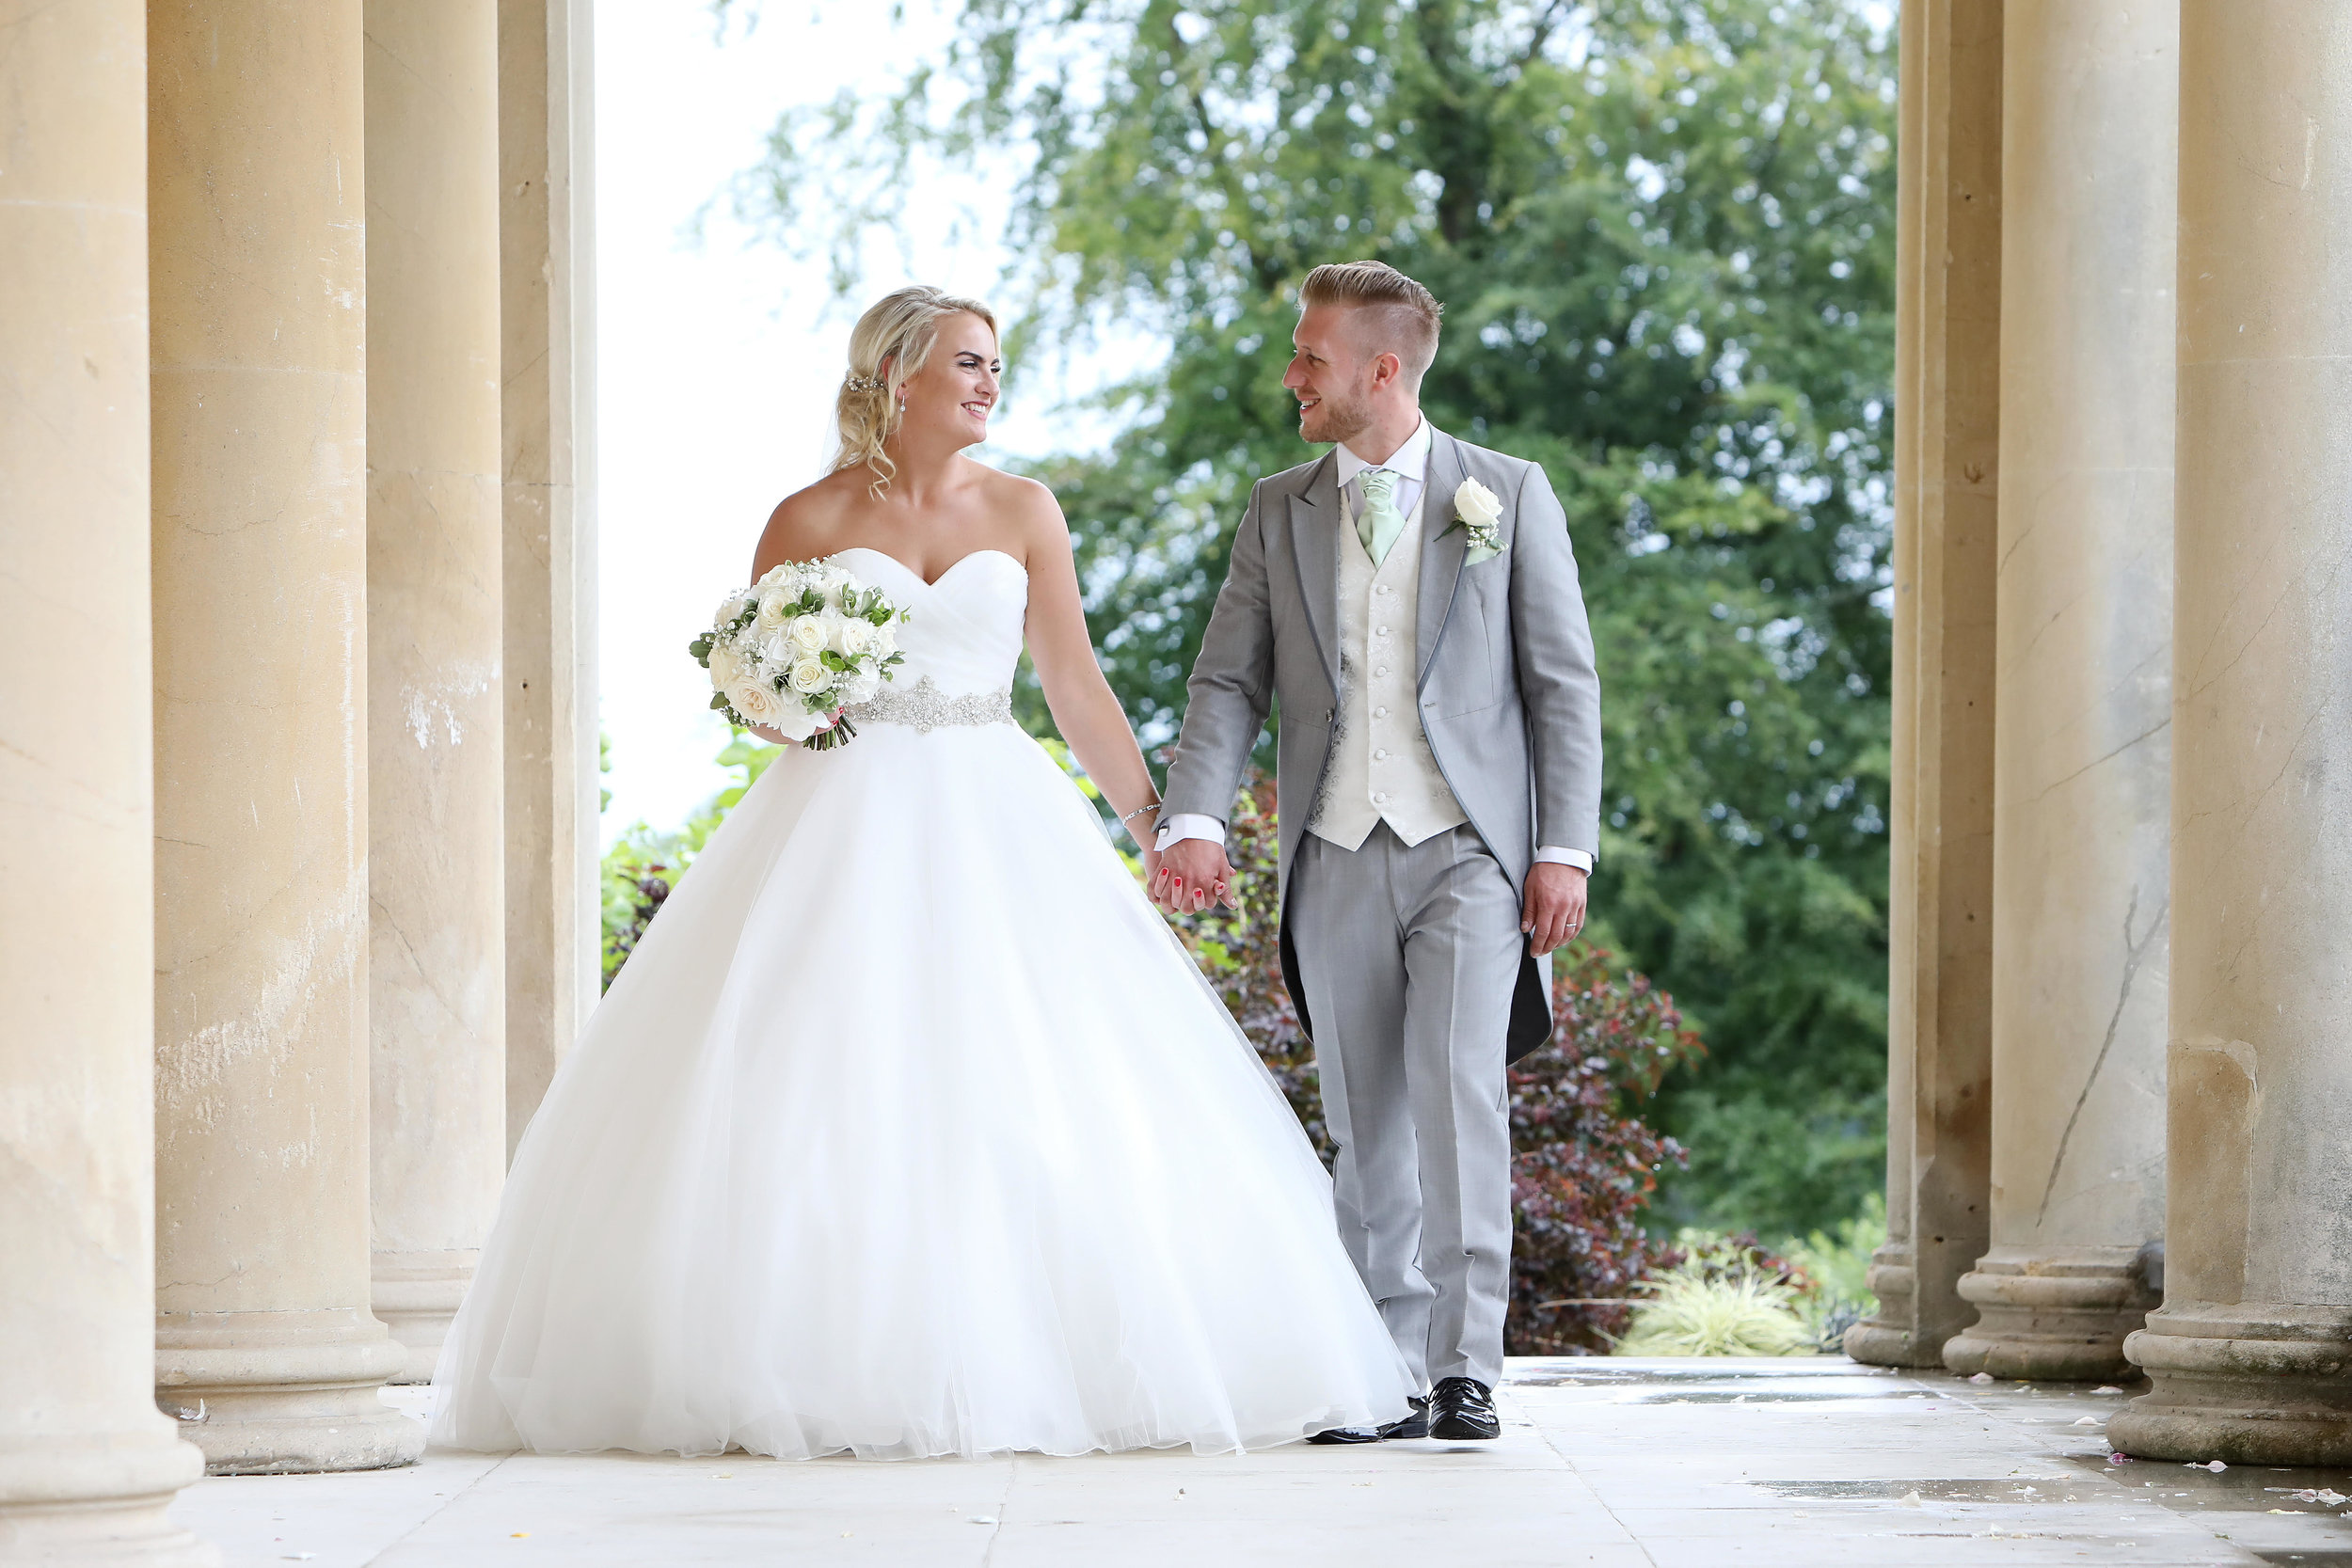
[{"x1": 167, "y1": 1357, "x2": 2352, "y2": 1566}]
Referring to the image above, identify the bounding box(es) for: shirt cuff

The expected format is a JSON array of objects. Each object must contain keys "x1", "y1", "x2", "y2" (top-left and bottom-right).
[
  {"x1": 1534, "y1": 846, "x2": 1594, "y2": 873},
  {"x1": 1153, "y1": 813, "x2": 1228, "y2": 852}
]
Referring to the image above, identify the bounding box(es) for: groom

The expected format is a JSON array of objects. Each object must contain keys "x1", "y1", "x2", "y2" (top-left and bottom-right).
[{"x1": 1152, "y1": 261, "x2": 1601, "y2": 1443}]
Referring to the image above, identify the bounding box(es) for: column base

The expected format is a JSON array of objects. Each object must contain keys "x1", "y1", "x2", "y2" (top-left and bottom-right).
[
  {"x1": 2112, "y1": 1301, "x2": 2352, "y2": 1465},
  {"x1": 1844, "y1": 1243, "x2": 1941, "y2": 1367},
  {"x1": 0, "y1": 1426, "x2": 215, "y2": 1566},
  {"x1": 154, "y1": 1309, "x2": 423, "y2": 1476},
  {"x1": 0, "y1": 1500, "x2": 216, "y2": 1568},
  {"x1": 1941, "y1": 1244, "x2": 2158, "y2": 1381},
  {"x1": 372, "y1": 1249, "x2": 477, "y2": 1384}
]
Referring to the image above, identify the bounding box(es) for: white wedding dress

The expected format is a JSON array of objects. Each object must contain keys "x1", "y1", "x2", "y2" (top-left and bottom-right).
[{"x1": 431, "y1": 546, "x2": 1416, "y2": 1460}]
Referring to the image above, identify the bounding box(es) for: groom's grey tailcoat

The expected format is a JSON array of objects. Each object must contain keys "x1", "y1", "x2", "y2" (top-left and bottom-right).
[{"x1": 1161, "y1": 428, "x2": 1603, "y2": 1064}]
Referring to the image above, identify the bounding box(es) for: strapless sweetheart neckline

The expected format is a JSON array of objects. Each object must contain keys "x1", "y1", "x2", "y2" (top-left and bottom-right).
[{"x1": 834, "y1": 545, "x2": 1026, "y2": 591}]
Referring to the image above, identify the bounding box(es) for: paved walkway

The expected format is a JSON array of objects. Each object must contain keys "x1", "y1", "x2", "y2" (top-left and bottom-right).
[{"x1": 169, "y1": 1358, "x2": 2352, "y2": 1565}]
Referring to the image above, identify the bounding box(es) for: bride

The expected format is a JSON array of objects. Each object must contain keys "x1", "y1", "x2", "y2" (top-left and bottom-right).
[{"x1": 429, "y1": 285, "x2": 1417, "y2": 1460}]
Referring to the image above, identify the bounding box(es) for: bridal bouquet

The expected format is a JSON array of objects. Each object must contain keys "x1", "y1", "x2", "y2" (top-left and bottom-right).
[{"x1": 689, "y1": 558, "x2": 909, "y2": 751}]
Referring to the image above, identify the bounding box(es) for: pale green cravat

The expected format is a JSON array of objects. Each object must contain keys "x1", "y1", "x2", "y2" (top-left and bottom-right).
[{"x1": 1356, "y1": 467, "x2": 1406, "y2": 566}]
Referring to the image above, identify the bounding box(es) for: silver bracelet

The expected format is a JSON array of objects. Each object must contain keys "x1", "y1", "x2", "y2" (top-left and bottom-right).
[{"x1": 1118, "y1": 801, "x2": 1161, "y2": 826}]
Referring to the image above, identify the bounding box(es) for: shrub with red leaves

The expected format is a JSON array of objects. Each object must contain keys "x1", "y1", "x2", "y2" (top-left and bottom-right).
[
  {"x1": 1510, "y1": 951, "x2": 1705, "y2": 1353},
  {"x1": 1167, "y1": 772, "x2": 1703, "y2": 1357}
]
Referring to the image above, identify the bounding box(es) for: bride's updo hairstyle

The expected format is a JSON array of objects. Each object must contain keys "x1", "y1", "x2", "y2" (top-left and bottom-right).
[{"x1": 830, "y1": 284, "x2": 999, "y2": 497}]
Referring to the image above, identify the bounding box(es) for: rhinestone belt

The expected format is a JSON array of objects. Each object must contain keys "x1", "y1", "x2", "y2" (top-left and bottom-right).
[{"x1": 847, "y1": 675, "x2": 1015, "y2": 735}]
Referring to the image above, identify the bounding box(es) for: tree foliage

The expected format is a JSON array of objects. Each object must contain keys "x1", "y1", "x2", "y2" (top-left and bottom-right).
[{"x1": 739, "y1": 0, "x2": 1896, "y2": 1234}]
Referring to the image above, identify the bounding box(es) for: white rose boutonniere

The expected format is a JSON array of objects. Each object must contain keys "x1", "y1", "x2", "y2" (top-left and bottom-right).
[{"x1": 1444, "y1": 478, "x2": 1506, "y2": 564}]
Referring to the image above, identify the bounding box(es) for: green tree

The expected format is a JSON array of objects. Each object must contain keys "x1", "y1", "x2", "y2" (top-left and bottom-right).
[{"x1": 738, "y1": 0, "x2": 1895, "y2": 1235}]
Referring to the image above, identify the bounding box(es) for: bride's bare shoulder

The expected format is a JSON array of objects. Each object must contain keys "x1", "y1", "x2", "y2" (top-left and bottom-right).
[
  {"x1": 753, "y1": 471, "x2": 866, "y2": 578},
  {"x1": 965, "y1": 462, "x2": 1064, "y2": 546}
]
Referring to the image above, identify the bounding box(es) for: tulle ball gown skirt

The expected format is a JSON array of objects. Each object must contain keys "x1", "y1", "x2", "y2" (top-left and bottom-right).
[{"x1": 430, "y1": 692, "x2": 1414, "y2": 1461}]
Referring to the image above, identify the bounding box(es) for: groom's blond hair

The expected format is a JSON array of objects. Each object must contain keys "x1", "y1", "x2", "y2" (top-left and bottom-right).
[{"x1": 1299, "y1": 261, "x2": 1443, "y2": 381}]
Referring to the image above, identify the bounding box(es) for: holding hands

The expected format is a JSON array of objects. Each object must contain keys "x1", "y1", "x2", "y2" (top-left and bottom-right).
[{"x1": 1152, "y1": 836, "x2": 1240, "y2": 915}]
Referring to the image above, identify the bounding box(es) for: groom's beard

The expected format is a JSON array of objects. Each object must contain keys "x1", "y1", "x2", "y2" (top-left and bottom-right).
[{"x1": 1298, "y1": 384, "x2": 1373, "y2": 447}]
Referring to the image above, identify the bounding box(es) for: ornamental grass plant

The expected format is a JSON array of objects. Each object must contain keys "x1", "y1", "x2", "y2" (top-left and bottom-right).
[
  {"x1": 1612, "y1": 1230, "x2": 1826, "y2": 1357},
  {"x1": 1613, "y1": 1268, "x2": 1815, "y2": 1358}
]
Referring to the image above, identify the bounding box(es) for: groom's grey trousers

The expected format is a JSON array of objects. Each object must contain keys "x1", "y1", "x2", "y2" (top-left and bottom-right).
[{"x1": 1287, "y1": 821, "x2": 1521, "y2": 1391}]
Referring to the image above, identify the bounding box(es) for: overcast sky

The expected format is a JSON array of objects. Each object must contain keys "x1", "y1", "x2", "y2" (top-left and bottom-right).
[{"x1": 592, "y1": 0, "x2": 1089, "y2": 843}]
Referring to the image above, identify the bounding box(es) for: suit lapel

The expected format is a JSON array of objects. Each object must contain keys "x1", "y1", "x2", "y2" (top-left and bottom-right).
[
  {"x1": 1285, "y1": 452, "x2": 1342, "y2": 695},
  {"x1": 1416, "y1": 429, "x2": 1470, "y2": 687}
]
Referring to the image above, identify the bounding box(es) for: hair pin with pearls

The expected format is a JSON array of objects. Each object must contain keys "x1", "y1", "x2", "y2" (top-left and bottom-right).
[{"x1": 843, "y1": 373, "x2": 886, "y2": 393}]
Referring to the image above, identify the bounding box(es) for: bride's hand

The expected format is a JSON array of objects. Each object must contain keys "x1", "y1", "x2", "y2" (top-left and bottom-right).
[{"x1": 1153, "y1": 838, "x2": 1237, "y2": 916}]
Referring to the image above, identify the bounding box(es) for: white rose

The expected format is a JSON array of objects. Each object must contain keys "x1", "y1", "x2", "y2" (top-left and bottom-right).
[
  {"x1": 869, "y1": 619, "x2": 898, "y2": 658},
  {"x1": 834, "y1": 618, "x2": 872, "y2": 657},
  {"x1": 729, "y1": 678, "x2": 786, "y2": 728},
  {"x1": 755, "y1": 590, "x2": 797, "y2": 632},
  {"x1": 715, "y1": 593, "x2": 750, "y2": 626},
  {"x1": 756, "y1": 562, "x2": 801, "y2": 592},
  {"x1": 787, "y1": 615, "x2": 828, "y2": 654},
  {"x1": 1454, "y1": 477, "x2": 1504, "y2": 531},
  {"x1": 707, "y1": 642, "x2": 741, "y2": 690},
  {"x1": 788, "y1": 656, "x2": 831, "y2": 695}
]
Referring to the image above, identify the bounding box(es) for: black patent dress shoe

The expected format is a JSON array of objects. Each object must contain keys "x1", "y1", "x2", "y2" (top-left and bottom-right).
[
  {"x1": 1307, "y1": 1424, "x2": 1383, "y2": 1445},
  {"x1": 1427, "y1": 1376, "x2": 1501, "y2": 1440},
  {"x1": 1379, "y1": 1394, "x2": 1431, "y2": 1440}
]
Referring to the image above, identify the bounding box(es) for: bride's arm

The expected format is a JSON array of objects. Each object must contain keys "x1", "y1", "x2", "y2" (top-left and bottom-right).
[{"x1": 1018, "y1": 487, "x2": 1164, "y2": 872}]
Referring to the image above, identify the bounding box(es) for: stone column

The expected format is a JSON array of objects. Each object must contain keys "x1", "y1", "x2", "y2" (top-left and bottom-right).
[
  {"x1": 364, "y1": 0, "x2": 510, "y2": 1385},
  {"x1": 1845, "y1": 0, "x2": 2002, "y2": 1370},
  {"x1": 150, "y1": 0, "x2": 422, "y2": 1473},
  {"x1": 499, "y1": 0, "x2": 601, "y2": 1157},
  {"x1": 0, "y1": 3, "x2": 215, "y2": 1559},
  {"x1": 1941, "y1": 0, "x2": 2174, "y2": 1384},
  {"x1": 2111, "y1": 0, "x2": 2352, "y2": 1465}
]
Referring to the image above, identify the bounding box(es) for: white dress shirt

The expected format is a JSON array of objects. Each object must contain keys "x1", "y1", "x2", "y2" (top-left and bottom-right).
[{"x1": 1158, "y1": 420, "x2": 1594, "y2": 875}]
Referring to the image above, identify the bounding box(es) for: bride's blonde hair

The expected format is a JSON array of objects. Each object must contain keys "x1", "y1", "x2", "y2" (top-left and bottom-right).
[{"x1": 830, "y1": 284, "x2": 1000, "y2": 497}]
